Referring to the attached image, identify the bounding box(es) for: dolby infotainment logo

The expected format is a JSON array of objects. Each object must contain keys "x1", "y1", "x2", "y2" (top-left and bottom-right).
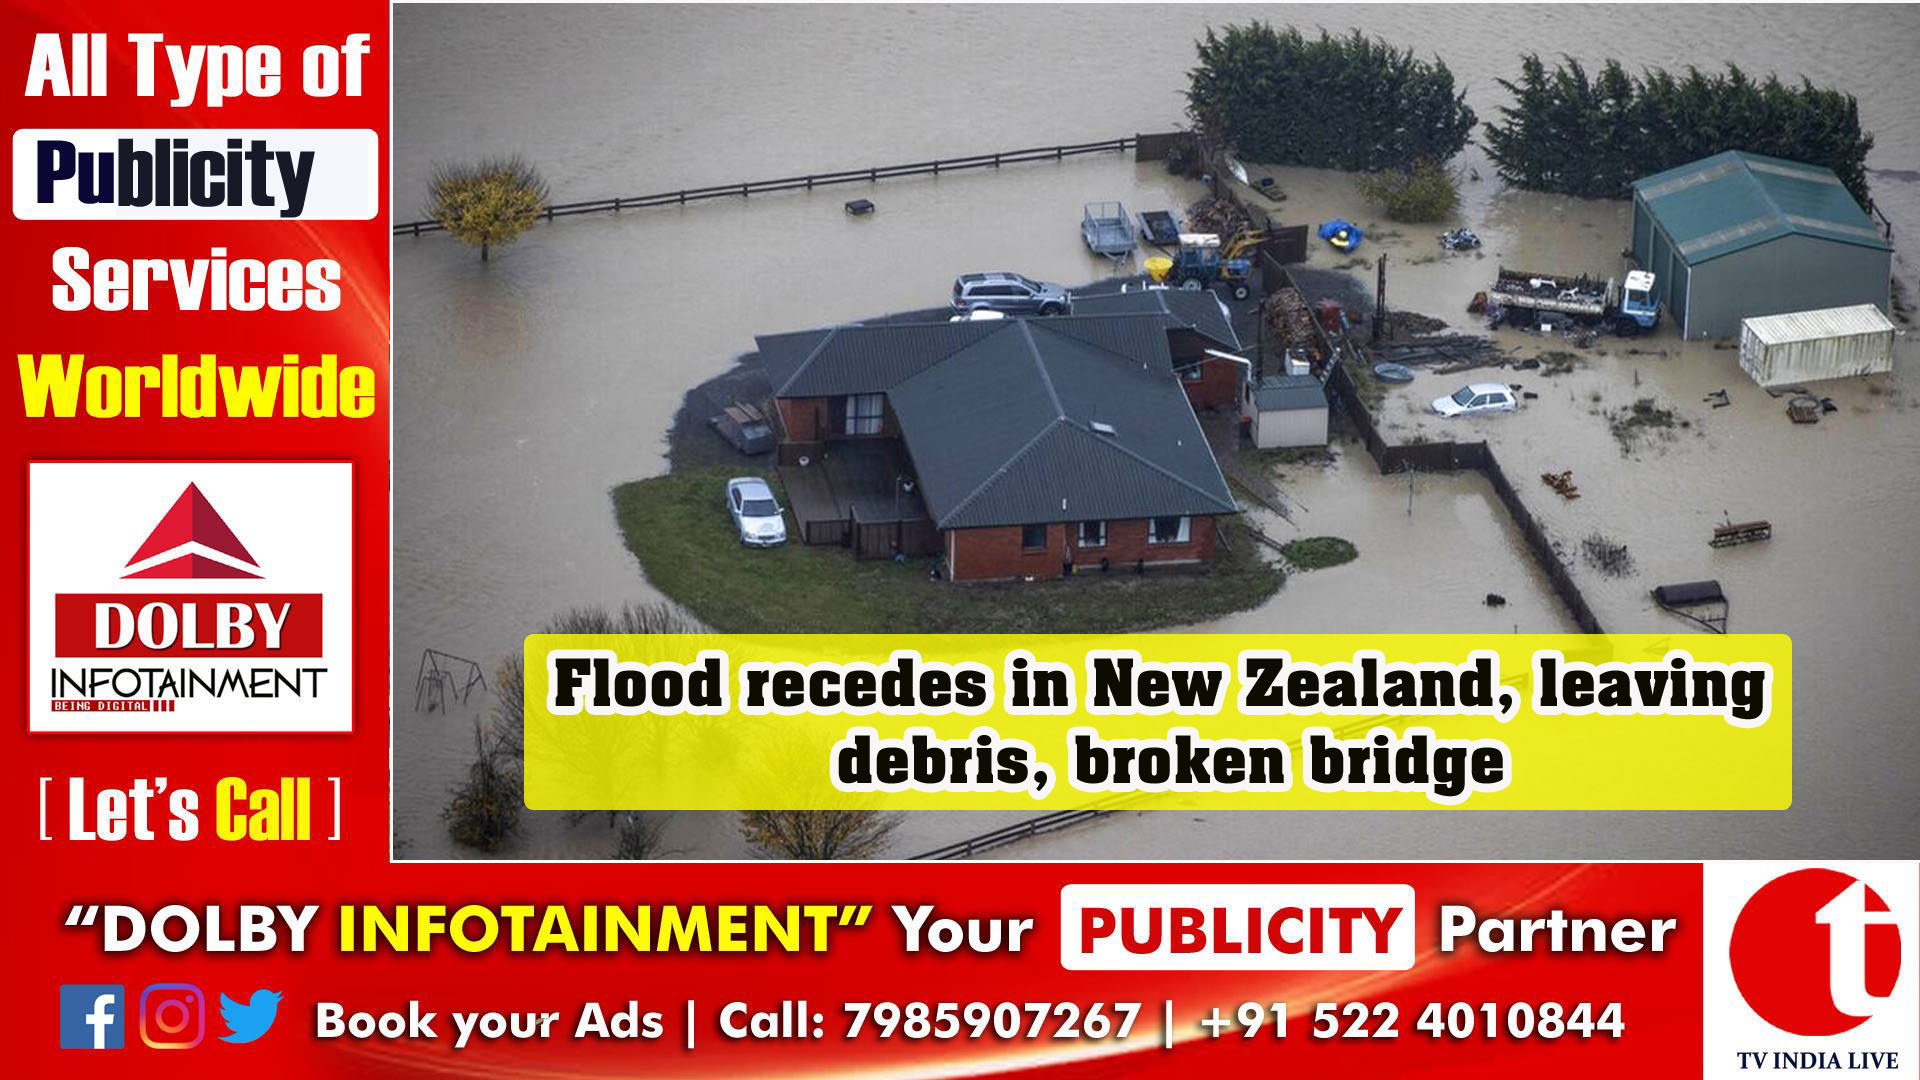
[{"x1": 28, "y1": 462, "x2": 353, "y2": 733}]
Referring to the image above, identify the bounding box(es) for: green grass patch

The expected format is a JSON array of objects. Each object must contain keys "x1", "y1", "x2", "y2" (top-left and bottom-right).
[
  {"x1": 1606, "y1": 395, "x2": 1687, "y2": 454},
  {"x1": 1279, "y1": 536, "x2": 1358, "y2": 570},
  {"x1": 1344, "y1": 361, "x2": 1389, "y2": 411},
  {"x1": 614, "y1": 471, "x2": 1284, "y2": 634}
]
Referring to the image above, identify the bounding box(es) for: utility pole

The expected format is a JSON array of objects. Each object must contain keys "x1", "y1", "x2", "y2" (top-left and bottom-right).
[{"x1": 1373, "y1": 254, "x2": 1388, "y2": 345}]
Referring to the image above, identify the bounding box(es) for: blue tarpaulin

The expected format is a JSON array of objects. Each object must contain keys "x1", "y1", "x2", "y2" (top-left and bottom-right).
[{"x1": 1318, "y1": 218, "x2": 1364, "y2": 252}]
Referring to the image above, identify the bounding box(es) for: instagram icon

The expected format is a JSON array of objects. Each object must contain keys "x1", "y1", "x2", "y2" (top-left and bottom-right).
[{"x1": 139, "y1": 984, "x2": 205, "y2": 1050}]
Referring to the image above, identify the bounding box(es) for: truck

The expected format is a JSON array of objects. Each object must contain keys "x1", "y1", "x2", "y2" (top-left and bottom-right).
[{"x1": 1486, "y1": 266, "x2": 1659, "y2": 336}]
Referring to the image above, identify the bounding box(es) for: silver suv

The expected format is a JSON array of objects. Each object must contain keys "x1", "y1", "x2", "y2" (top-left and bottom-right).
[{"x1": 951, "y1": 272, "x2": 1071, "y2": 316}]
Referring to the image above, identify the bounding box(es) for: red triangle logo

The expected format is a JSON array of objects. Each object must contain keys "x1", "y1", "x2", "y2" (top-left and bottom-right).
[{"x1": 124, "y1": 483, "x2": 262, "y2": 579}]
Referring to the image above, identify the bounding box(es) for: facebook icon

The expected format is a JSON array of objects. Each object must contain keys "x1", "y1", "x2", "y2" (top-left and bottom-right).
[{"x1": 59, "y1": 985, "x2": 124, "y2": 1050}]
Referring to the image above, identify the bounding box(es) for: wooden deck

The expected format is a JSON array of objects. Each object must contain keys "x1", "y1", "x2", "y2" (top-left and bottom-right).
[{"x1": 777, "y1": 440, "x2": 936, "y2": 557}]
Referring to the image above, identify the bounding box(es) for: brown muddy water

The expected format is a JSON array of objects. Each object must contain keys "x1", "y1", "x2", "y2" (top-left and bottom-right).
[{"x1": 393, "y1": 4, "x2": 1920, "y2": 860}]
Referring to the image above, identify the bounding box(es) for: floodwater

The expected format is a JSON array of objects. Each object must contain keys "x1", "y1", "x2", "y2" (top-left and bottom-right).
[{"x1": 392, "y1": 4, "x2": 1920, "y2": 859}]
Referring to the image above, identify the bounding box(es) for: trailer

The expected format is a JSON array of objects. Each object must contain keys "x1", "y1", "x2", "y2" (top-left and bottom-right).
[
  {"x1": 1711, "y1": 517, "x2": 1772, "y2": 548},
  {"x1": 1082, "y1": 201, "x2": 1136, "y2": 259},
  {"x1": 1138, "y1": 209, "x2": 1180, "y2": 246},
  {"x1": 1487, "y1": 266, "x2": 1659, "y2": 335},
  {"x1": 1652, "y1": 579, "x2": 1729, "y2": 633}
]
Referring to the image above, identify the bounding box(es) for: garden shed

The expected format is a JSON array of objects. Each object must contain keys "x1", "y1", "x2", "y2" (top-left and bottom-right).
[
  {"x1": 1629, "y1": 151, "x2": 1892, "y2": 340},
  {"x1": 1247, "y1": 374, "x2": 1328, "y2": 449}
]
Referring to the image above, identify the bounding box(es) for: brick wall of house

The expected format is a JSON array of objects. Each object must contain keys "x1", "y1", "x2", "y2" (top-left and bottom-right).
[
  {"x1": 776, "y1": 397, "x2": 828, "y2": 442},
  {"x1": 946, "y1": 515, "x2": 1218, "y2": 581},
  {"x1": 1178, "y1": 356, "x2": 1242, "y2": 411}
]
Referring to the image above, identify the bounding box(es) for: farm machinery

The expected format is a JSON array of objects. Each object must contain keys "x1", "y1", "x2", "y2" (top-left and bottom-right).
[{"x1": 1163, "y1": 230, "x2": 1267, "y2": 300}]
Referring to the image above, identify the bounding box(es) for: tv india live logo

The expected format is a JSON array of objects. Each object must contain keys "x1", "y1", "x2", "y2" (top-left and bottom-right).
[
  {"x1": 28, "y1": 462, "x2": 354, "y2": 733},
  {"x1": 1710, "y1": 863, "x2": 1920, "y2": 1075},
  {"x1": 1732, "y1": 868, "x2": 1905, "y2": 1036}
]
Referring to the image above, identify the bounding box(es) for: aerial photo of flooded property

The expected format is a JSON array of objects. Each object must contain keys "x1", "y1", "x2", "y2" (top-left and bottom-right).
[{"x1": 391, "y1": 4, "x2": 1920, "y2": 861}]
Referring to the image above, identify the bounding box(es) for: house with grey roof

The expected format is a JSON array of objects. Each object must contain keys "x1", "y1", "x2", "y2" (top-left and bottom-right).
[
  {"x1": 1068, "y1": 287, "x2": 1246, "y2": 410},
  {"x1": 755, "y1": 311, "x2": 1240, "y2": 581},
  {"x1": 1630, "y1": 151, "x2": 1893, "y2": 339}
]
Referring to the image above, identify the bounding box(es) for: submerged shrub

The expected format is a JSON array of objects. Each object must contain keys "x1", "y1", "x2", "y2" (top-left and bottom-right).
[
  {"x1": 427, "y1": 155, "x2": 550, "y2": 261},
  {"x1": 1356, "y1": 159, "x2": 1461, "y2": 222}
]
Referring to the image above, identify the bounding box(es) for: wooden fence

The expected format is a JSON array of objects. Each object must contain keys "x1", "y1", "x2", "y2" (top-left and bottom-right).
[
  {"x1": 396, "y1": 135, "x2": 1154, "y2": 236},
  {"x1": 1310, "y1": 279, "x2": 1606, "y2": 634}
]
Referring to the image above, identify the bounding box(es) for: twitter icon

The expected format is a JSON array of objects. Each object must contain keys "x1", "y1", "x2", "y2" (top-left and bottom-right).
[{"x1": 218, "y1": 990, "x2": 282, "y2": 1045}]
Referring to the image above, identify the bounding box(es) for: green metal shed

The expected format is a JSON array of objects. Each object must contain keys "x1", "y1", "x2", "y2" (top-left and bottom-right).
[{"x1": 1629, "y1": 151, "x2": 1892, "y2": 339}]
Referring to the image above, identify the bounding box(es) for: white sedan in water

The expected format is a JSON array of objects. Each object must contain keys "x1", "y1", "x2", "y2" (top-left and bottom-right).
[
  {"x1": 1432, "y1": 382, "x2": 1518, "y2": 418},
  {"x1": 726, "y1": 477, "x2": 788, "y2": 547}
]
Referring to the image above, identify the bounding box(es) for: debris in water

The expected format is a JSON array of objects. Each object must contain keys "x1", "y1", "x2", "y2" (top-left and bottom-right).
[
  {"x1": 1581, "y1": 532, "x2": 1635, "y2": 577},
  {"x1": 1484, "y1": 592, "x2": 1507, "y2": 608},
  {"x1": 1542, "y1": 470, "x2": 1581, "y2": 499},
  {"x1": 1652, "y1": 580, "x2": 1729, "y2": 633},
  {"x1": 1704, "y1": 388, "x2": 1731, "y2": 408},
  {"x1": 1711, "y1": 514, "x2": 1773, "y2": 548}
]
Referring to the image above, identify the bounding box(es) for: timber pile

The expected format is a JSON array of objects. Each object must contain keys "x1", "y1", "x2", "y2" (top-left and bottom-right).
[
  {"x1": 1262, "y1": 285, "x2": 1324, "y2": 364},
  {"x1": 1186, "y1": 196, "x2": 1254, "y2": 237},
  {"x1": 1541, "y1": 470, "x2": 1580, "y2": 500}
]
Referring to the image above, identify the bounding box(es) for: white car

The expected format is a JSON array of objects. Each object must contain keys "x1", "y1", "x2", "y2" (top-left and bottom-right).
[
  {"x1": 726, "y1": 477, "x2": 787, "y2": 547},
  {"x1": 1432, "y1": 382, "x2": 1518, "y2": 418}
]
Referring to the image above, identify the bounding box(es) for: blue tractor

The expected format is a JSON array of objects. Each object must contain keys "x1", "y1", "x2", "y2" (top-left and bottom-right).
[{"x1": 1167, "y1": 231, "x2": 1262, "y2": 300}]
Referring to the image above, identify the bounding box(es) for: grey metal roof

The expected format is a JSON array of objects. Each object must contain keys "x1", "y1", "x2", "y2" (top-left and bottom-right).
[
  {"x1": 1631, "y1": 151, "x2": 1890, "y2": 266},
  {"x1": 883, "y1": 320, "x2": 1238, "y2": 530},
  {"x1": 754, "y1": 321, "x2": 1006, "y2": 398},
  {"x1": 1070, "y1": 287, "x2": 1243, "y2": 351},
  {"x1": 1742, "y1": 303, "x2": 1895, "y2": 345},
  {"x1": 1252, "y1": 373, "x2": 1327, "y2": 412}
]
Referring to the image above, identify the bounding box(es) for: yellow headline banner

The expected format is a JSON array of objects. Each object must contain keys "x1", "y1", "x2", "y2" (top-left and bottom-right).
[{"x1": 522, "y1": 634, "x2": 1791, "y2": 811}]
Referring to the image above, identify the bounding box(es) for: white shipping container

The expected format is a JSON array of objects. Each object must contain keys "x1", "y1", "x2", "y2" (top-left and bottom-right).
[{"x1": 1738, "y1": 304, "x2": 1896, "y2": 388}]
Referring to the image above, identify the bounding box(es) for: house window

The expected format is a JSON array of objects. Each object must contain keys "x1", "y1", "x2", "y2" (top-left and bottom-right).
[
  {"x1": 1181, "y1": 364, "x2": 1203, "y2": 382},
  {"x1": 1078, "y1": 520, "x2": 1106, "y2": 547},
  {"x1": 1149, "y1": 516, "x2": 1191, "y2": 544},
  {"x1": 1020, "y1": 523, "x2": 1048, "y2": 550},
  {"x1": 843, "y1": 393, "x2": 885, "y2": 436}
]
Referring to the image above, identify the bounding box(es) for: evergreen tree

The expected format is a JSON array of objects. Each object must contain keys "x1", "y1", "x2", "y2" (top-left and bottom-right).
[
  {"x1": 1187, "y1": 24, "x2": 1475, "y2": 172},
  {"x1": 1484, "y1": 57, "x2": 1875, "y2": 207}
]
